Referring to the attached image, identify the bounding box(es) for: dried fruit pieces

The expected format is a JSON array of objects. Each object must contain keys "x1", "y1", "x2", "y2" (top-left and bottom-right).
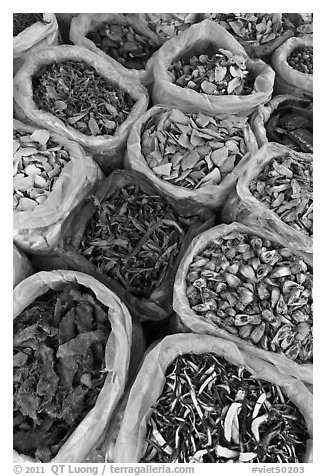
[
  {"x1": 141, "y1": 108, "x2": 248, "y2": 189},
  {"x1": 287, "y1": 46, "x2": 313, "y2": 74},
  {"x1": 79, "y1": 184, "x2": 190, "y2": 299},
  {"x1": 186, "y1": 232, "x2": 312, "y2": 363},
  {"x1": 87, "y1": 22, "x2": 160, "y2": 70},
  {"x1": 248, "y1": 153, "x2": 313, "y2": 237},
  {"x1": 13, "y1": 283, "x2": 111, "y2": 462},
  {"x1": 168, "y1": 49, "x2": 249, "y2": 96},
  {"x1": 13, "y1": 13, "x2": 44, "y2": 36},
  {"x1": 141, "y1": 13, "x2": 198, "y2": 41},
  {"x1": 141, "y1": 353, "x2": 309, "y2": 463},
  {"x1": 32, "y1": 60, "x2": 135, "y2": 136},
  {"x1": 13, "y1": 130, "x2": 70, "y2": 212}
]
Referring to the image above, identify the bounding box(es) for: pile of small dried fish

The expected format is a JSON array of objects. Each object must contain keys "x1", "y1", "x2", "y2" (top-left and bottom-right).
[
  {"x1": 86, "y1": 23, "x2": 160, "y2": 70},
  {"x1": 141, "y1": 353, "x2": 309, "y2": 463},
  {"x1": 13, "y1": 13, "x2": 45, "y2": 36},
  {"x1": 168, "y1": 49, "x2": 249, "y2": 95},
  {"x1": 13, "y1": 282, "x2": 111, "y2": 462},
  {"x1": 186, "y1": 232, "x2": 312, "y2": 363},
  {"x1": 248, "y1": 153, "x2": 313, "y2": 236},
  {"x1": 287, "y1": 46, "x2": 313, "y2": 75},
  {"x1": 32, "y1": 60, "x2": 135, "y2": 136},
  {"x1": 13, "y1": 129, "x2": 70, "y2": 212},
  {"x1": 265, "y1": 101, "x2": 313, "y2": 153},
  {"x1": 141, "y1": 109, "x2": 248, "y2": 189},
  {"x1": 79, "y1": 184, "x2": 191, "y2": 299},
  {"x1": 209, "y1": 13, "x2": 284, "y2": 44}
]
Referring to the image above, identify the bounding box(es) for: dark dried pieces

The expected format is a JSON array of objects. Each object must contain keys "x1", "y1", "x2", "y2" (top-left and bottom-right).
[
  {"x1": 79, "y1": 184, "x2": 189, "y2": 299},
  {"x1": 13, "y1": 283, "x2": 111, "y2": 462},
  {"x1": 13, "y1": 13, "x2": 45, "y2": 36},
  {"x1": 186, "y1": 233, "x2": 312, "y2": 364},
  {"x1": 141, "y1": 352, "x2": 309, "y2": 463},
  {"x1": 249, "y1": 153, "x2": 313, "y2": 236},
  {"x1": 266, "y1": 101, "x2": 313, "y2": 153},
  {"x1": 87, "y1": 22, "x2": 159, "y2": 70},
  {"x1": 32, "y1": 60, "x2": 135, "y2": 137},
  {"x1": 287, "y1": 46, "x2": 313, "y2": 74}
]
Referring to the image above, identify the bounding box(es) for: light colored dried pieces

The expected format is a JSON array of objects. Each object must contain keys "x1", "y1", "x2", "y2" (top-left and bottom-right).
[
  {"x1": 248, "y1": 153, "x2": 313, "y2": 237},
  {"x1": 186, "y1": 232, "x2": 312, "y2": 363},
  {"x1": 141, "y1": 108, "x2": 248, "y2": 189},
  {"x1": 13, "y1": 130, "x2": 70, "y2": 212}
]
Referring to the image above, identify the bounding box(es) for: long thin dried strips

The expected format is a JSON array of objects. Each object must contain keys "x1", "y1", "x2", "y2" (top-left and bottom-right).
[
  {"x1": 248, "y1": 153, "x2": 313, "y2": 237},
  {"x1": 13, "y1": 130, "x2": 70, "y2": 212},
  {"x1": 141, "y1": 353, "x2": 309, "y2": 463},
  {"x1": 186, "y1": 233, "x2": 312, "y2": 363},
  {"x1": 32, "y1": 61, "x2": 135, "y2": 137},
  {"x1": 79, "y1": 184, "x2": 190, "y2": 298},
  {"x1": 168, "y1": 49, "x2": 249, "y2": 95},
  {"x1": 13, "y1": 13, "x2": 45, "y2": 36},
  {"x1": 141, "y1": 109, "x2": 248, "y2": 189},
  {"x1": 87, "y1": 22, "x2": 160, "y2": 70},
  {"x1": 13, "y1": 283, "x2": 111, "y2": 462},
  {"x1": 209, "y1": 13, "x2": 284, "y2": 45}
]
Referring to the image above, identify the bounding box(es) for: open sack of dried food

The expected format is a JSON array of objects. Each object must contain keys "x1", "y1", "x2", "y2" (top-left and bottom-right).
[
  {"x1": 13, "y1": 119, "x2": 103, "y2": 254},
  {"x1": 30, "y1": 170, "x2": 215, "y2": 323},
  {"x1": 113, "y1": 334, "x2": 312, "y2": 463},
  {"x1": 152, "y1": 20, "x2": 275, "y2": 117},
  {"x1": 69, "y1": 14, "x2": 163, "y2": 85},
  {"x1": 202, "y1": 13, "x2": 295, "y2": 59},
  {"x1": 271, "y1": 35, "x2": 313, "y2": 97},
  {"x1": 173, "y1": 222, "x2": 312, "y2": 385},
  {"x1": 250, "y1": 94, "x2": 313, "y2": 151},
  {"x1": 13, "y1": 269, "x2": 145, "y2": 463},
  {"x1": 13, "y1": 244, "x2": 33, "y2": 288},
  {"x1": 126, "y1": 106, "x2": 258, "y2": 210},
  {"x1": 13, "y1": 45, "x2": 149, "y2": 175},
  {"x1": 221, "y1": 143, "x2": 313, "y2": 253},
  {"x1": 13, "y1": 13, "x2": 59, "y2": 75}
]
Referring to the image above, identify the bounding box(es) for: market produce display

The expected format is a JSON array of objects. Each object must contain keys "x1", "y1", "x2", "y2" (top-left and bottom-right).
[
  {"x1": 13, "y1": 12, "x2": 313, "y2": 464},
  {"x1": 141, "y1": 352, "x2": 309, "y2": 463}
]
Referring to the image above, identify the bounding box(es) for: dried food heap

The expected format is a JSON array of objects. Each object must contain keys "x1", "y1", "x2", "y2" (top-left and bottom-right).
[
  {"x1": 186, "y1": 232, "x2": 312, "y2": 363},
  {"x1": 32, "y1": 60, "x2": 135, "y2": 136},
  {"x1": 13, "y1": 283, "x2": 111, "y2": 462},
  {"x1": 287, "y1": 47, "x2": 313, "y2": 74},
  {"x1": 13, "y1": 13, "x2": 44, "y2": 36},
  {"x1": 141, "y1": 353, "x2": 309, "y2": 463},
  {"x1": 13, "y1": 129, "x2": 70, "y2": 212},
  {"x1": 141, "y1": 109, "x2": 248, "y2": 189}
]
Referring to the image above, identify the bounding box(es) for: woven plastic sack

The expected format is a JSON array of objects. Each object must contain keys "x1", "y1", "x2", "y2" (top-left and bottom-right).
[
  {"x1": 13, "y1": 45, "x2": 149, "y2": 175},
  {"x1": 13, "y1": 269, "x2": 136, "y2": 463},
  {"x1": 220, "y1": 142, "x2": 313, "y2": 253},
  {"x1": 250, "y1": 94, "x2": 313, "y2": 148},
  {"x1": 13, "y1": 119, "x2": 103, "y2": 254},
  {"x1": 172, "y1": 222, "x2": 313, "y2": 385},
  {"x1": 271, "y1": 35, "x2": 313, "y2": 98},
  {"x1": 30, "y1": 169, "x2": 215, "y2": 323},
  {"x1": 125, "y1": 105, "x2": 258, "y2": 210},
  {"x1": 113, "y1": 333, "x2": 313, "y2": 463},
  {"x1": 152, "y1": 19, "x2": 275, "y2": 118},
  {"x1": 13, "y1": 244, "x2": 33, "y2": 288},
  {"x1": 13, "y1": 13, "x2": 59, "y2": 75}
]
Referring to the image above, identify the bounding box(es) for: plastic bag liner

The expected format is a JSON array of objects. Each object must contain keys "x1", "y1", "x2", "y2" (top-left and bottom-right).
[
  {"x1": 13, "y1": 269, "x2": 135, "y2": 463},
  {"x1": 69, "y1": 14, "x2": 163, "y2": 86},
  {"x1": 271, "y1": 35, "x2": 313, "y2": 98},
  {"x1": 13, "y1": 13, "x2": 59, "y2": 75},
  {"x1": 13, "y1": 45, "x2": 149, "y2": 175},
  {"x1": 152, "y1": 19, "x2": 275, "y2": 118},
  {"x1": 113, "y1": 333, "x2": 313, "y2": 463},
  {"x1": 220, "y1": 142, "x2": 313, "y2": 254},
  {"x1": 13, "y1": 244, "x2": 33, "y2": 288},
  {"x1": 13, "y1": 119, "x2": 103, "y2": 254},
  {"x1": 30, "y1": 169, "x2": 215, "y2": 323},
  {"x1": 172, "y1": 222, "x2": 313, "y2": 385},
  {"x1": 250, "y1": 94, "x2": 313, "y2": 148},
  {"x1": 125, "y1": 105, "x2": 258, "y2": 210}
]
